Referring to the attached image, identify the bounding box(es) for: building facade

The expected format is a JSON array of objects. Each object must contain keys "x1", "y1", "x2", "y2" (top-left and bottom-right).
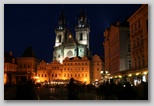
[
  {"x1": 36, "y1": 55, "x2": 103, "y2": 84},
  {"x1": 103, "y1": 21, "x2": 131, "y2": 74},
  {"x1": 53, "y1": 9, "x2": 90, "y2": 64},
  {"x1": 4, "y1": 52, "x2": 18, "y2": 84},
  {"x1": 4, "y1": 47, "x2": 40, "y2": 85},
  {"x1": 127, "y1": 4, "x2": 148, "y2": 69}
]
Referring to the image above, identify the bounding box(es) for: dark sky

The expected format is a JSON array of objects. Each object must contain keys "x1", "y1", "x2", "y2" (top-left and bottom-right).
[{"x1": 4, "y1": 4, "x2": 141, "y2": 63}]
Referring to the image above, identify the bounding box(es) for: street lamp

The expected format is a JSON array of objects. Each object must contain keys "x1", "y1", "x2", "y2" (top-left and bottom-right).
[{"x1": 100, "y1": 70, "x2": 109, "y2": 81}]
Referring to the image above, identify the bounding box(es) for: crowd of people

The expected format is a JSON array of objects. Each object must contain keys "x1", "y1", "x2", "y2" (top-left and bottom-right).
[
  {"x1": 67, "y1": 78, "x2": 148, "y2": 100},
  {"x1": 15, "y1": 78, "x2": 39, "y2": 100},
  {"x1": 14, "y1": 77, "x2": 148, "y2": 100}
]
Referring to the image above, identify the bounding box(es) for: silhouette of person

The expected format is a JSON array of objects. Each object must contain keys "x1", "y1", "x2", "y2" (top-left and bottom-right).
[{"x1": 67, "y1": 78, "x2": 78, "y2": 100}]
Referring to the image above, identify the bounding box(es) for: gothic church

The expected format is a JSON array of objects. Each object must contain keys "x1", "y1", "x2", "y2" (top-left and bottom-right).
[{"x1": 53, "y1": 8, "x2": 91, "y2": 63}]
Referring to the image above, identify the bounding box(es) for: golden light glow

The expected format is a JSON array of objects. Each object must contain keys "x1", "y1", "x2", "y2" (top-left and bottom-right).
[
  {"x1": 136, "y1": 73, "x2": 140, "y2": 76},
  {"x1": 84, "y1": 79, "x2": 87, "y2": 81},
  {"x1": 128, "y1": 74, "x2": 132, "y2": 77},
  {"x1": 100, "y1": 71, "x2": 103, "y2": 74},
  {"x1": 69, "y1": 35, "x2": 72, "y2": 38},
  {"x1": 34, "y1": 76, "x2": 39, "y2": 79},
  {"x1": 36, "y1": 80, "x2": 40, "y2": 83},
  {"x1": 143, "y1": 72, "x2": 147, "y2": 75},
  {"x1": 118, "y1": 75, "x2": 122, "y2": 78},
  {"x1": 95, "y1": 79, "x2": 98, "y2": 81},
  {"x1": 115, "y1": 76, "x2": 117, "y2": 78}
]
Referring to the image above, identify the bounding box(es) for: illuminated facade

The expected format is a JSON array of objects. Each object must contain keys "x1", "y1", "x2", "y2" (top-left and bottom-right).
[
  {"x1": 127, "y1": 4, "x2": 148, "y2": 69},
  {"x1": 4, "y1": 47, "x2": 40, "y2": 85},
  {"x1": 103, "y1": 21, "x2": 131, "y2": 74},
  {"x1": 4, "y1": 52, "x2": 18, "y2": 84},
  {"x1": 36, "y1": 55, "x2": 103, "y2": 84},
  {"x1": 107, "y1": 5, "x2": 148, "y2": 86},
  {"x1": 53, "y1": 9, "x2": 90, "y2": 63}
]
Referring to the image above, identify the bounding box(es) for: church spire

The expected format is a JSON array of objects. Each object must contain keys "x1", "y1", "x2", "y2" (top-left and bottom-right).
[
  {"x1": 76, "y1": 8, "x2": 89, "y2": 28},
  {"x1": 57, "y1": 7, "x2": 66, "y2": 30}
]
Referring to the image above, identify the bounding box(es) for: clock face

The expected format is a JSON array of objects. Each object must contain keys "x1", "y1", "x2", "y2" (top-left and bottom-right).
[{"x1": 67, "y1": 50, "x2": 73, "y2": 58}]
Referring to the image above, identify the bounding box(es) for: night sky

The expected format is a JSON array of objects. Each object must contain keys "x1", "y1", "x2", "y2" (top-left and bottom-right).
[{"x1": 4, "y1": 4, "x2": 141, "y2": 63}]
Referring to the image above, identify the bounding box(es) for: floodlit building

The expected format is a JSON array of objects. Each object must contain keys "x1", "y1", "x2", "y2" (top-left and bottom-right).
[
  {"x1": 127, "y1": 4, "x2": 148, "y2": 69},
  {"x1": 4, "y1": 52, "x2": 18, "y2": 84},
  {"x1": 53, "y1": 8, "x2": 91, "y2": 64},
  {"x1": 103, "y1": 20, "x2": 131, "y2": 74}
]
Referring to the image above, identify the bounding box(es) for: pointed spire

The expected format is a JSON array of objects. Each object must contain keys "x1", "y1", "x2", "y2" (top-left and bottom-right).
[
  {"x1": 76, "y1": 8, "x2": 89, "y2": 28},
  {"x1": 59, "y1": 7, "x2": 65, "y2": 21},
  {"x1": 57, "y1": 7, "x2": 66, "y2": 30},
  {"x1": 79, "y1": 8, "x2": 86, "y2": 19}
]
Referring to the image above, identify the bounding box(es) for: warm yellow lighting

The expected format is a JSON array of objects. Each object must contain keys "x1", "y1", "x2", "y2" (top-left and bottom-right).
[
  {"x1": 128, "y1": 74, "x2": 132, "y2": 77},
  {"x1": 95, "y1": 79, "x2": 98, "y2": 81},
  {"x1": 118, "y1": 75, "x2": 122, "y2": 78},
  {"x1": 84, "y1": 79, "x2": 87, "y2": 81},
  {"x1": 36, "y1": 80, "x2": 40, "y2": 83},
  {"x1": 136, "y1": 73, "x2": 139, "y2": 76},
  {"x1": 100, "y1": 71, "x2": 103, "y2": 74},
  {"x1": 115, "y1": 76, "x2": 117, "y2": 78},
  {"x1": 143, "y1": 72, "x2": 147, "y2": 75},
  {"x1": 105, "y1": 71, "x2": 108, "y2": 74},
  {"x1": 69, "y1": 35, "x2": 72, "y2": 38},
  {"x1": 34, "y1": 76, "x2": 39, "y2": 79},
  {"x1": 110, "y1": 77, "x2": 113, "y2": 79}
]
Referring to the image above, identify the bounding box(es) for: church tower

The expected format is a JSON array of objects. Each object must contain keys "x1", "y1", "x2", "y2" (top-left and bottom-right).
[
  {"x1": 55, "y1": 8, "x2": 66, "y2": 47},
  {"x1": 75, "y1": 9, "x2": 90, "y2": 48}
]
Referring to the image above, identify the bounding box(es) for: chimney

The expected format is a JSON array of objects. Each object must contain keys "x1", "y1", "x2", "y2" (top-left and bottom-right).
[{"x1": 9, "y1": 51, "x2": 12, "y2": 56}]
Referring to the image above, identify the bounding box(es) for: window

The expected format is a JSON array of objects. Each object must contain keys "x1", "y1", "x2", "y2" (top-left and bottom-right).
[
  {"x1": 58, "y1": 35, "x2": 62, "y2": 42},
  {"x1": 131, "y1": 26, "x2": 134, "y2": 33},
  {"x1": 138, "y1": 20, "x2": 141, "y2": 29},
  {"x1": 55, "y1": 74, "x2": 57, "y2": 77},
  {"x1": 68, "y1": 74, "x2": 69, "y2": 77},
  {"x1": 80, "y1": 33, "x2": 83, "y2": 40},
  {"x1": 85, "y1": 73, "x2": 87, "y2": 77},
  {"x1": 45, "y1": 74, "x2": 46, "y2": 77},
  {"x1": 135, "y1": 23, "x2": 137, "y2": 31},
  {"x1": 52, "y1": 74, "x2": 54, "y2": 77},
  {"x1": 129, "y1": 60, "x2": 131, "y2": 69},
  {"x1": 64, "y1": 74, "x2": 66, "y2": 77},
  {"x1": 78, "y1": 74, "x2": 80, "y2": 77},
  {"x1": 97, "y1": 68, "x2": 99, "y2": 71},
  {"x1": 42, "y1": 74, "x2": 43, "y2": 77},
  {"x1": 128, "y1": 44, "x2": 131, "y2": 52},
  {"x1": 133, "y1": 40, "x2": 136, "y2": 48}
]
